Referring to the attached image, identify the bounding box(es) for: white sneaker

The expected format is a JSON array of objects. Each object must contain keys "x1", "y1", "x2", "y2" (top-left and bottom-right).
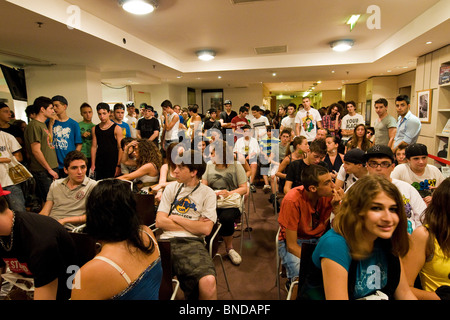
[{"x1": 227, "y1": 249, "x2": 242, "y2": 265}]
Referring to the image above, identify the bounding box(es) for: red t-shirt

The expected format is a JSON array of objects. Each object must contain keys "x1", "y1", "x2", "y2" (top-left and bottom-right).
[{"x1": 278, "y1": 186, "x2": 332, "y2": 241}]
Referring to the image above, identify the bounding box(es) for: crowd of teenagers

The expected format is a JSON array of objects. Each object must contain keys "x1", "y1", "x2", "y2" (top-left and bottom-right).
[{"x1": 0, "y1": 93, "x2": 449, "y2": 300}]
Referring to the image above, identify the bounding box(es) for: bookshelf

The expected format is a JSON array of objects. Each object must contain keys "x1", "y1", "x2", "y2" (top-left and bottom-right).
[{"x1": 435, "y1": 64, "x2": 450, "y2": 165}]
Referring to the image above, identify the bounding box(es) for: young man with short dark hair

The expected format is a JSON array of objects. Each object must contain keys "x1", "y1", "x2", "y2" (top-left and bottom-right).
[
  {"x1": 113, "y1": 103, "x2": 131, "y2": 139},
  {"x1": 136, "y1": 104, "x2": 160, "y2": 145},
  {"x1": 24, "y1": 96, "x2": 59, "y2": 203},
  {"x1": 278, "y1": 164, "x2": 342, "y2": 290},
  {"x1": 90, "y1": 103, "x2": 123, "y2": 180},
  {"x1": 156, "y1": 150, "x2": 218, "y2": 300},
  {"x1": 373, "y1": 98, "x2": 397, "y2": 148},
  {"x1": 39, "y1": 150, "x2": 97, "y2": 230},
  {"x1": 284, "y1": 139, "x2": 327, "y2": 193},
  {"x1": 50, "y1": 95, "x2": 83, "y2": 177},
  {"x1": 393, "y1": 95, "x2": 421, "y2": 152}
]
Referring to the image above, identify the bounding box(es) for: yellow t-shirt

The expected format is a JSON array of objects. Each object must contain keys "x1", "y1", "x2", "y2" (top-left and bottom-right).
[{"x1": 420, "y1": 237, "x2": 450, "y2": 292}]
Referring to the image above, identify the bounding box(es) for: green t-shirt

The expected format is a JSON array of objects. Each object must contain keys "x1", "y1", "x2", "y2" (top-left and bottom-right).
[
  {"x1": 24, "y1": 119, "x2": 58, "y2": 171},
  {"x1": 78, "y1": 121, "x2": 96, "y2": 158}
]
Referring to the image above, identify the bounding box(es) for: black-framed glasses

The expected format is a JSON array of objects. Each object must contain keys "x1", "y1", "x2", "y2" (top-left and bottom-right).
[{"x1": 367, "y1": 161, "x2": 392, "y2": 168}]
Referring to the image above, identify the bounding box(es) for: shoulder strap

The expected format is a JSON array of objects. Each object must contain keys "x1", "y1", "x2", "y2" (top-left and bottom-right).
[{"x1": 94, "y1": 256, "x2": 132, "y2": 285}]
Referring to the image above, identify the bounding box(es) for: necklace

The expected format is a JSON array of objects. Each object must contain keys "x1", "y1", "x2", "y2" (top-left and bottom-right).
[{"x1": 0, "y1": 211, "x2": 15, "y2": 252}]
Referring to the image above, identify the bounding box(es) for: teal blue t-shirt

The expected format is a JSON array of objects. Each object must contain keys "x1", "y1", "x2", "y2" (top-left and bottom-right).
[{"x1": 312, "y1": 229, "x2": 388, "y2": 299}]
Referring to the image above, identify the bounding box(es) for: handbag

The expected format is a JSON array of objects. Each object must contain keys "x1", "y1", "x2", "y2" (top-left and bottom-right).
[
  {"x1": 7, "y1": 158, "x2": 33, "y2": 185},
  {"x1": 216, "y1": 192, "x2": 241, "y2": 209}
]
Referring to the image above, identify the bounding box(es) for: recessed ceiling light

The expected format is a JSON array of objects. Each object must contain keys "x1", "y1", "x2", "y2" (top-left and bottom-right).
[
  {"x1": 120, "y1": 0, "x2": 158, "y2": 15},
  {"x1": 330, "y1": 39, "x2": 354, "y2": 52},
  {"x1": 317, "y1": 80, "x2": 322, "y2": 84},
  {"x1": 331, "y1": 70, "x2": 335, "y2": 74},
  {"x1": 196, "y1": 50, "x2": 216, "y2": 61},
  {"x1": 176, "y1": 76, "x2": 182, "y2": 79},
  {"x1": 426, "y1": 41, "x2": 432, "y2": 44},
  {"x1": 272, "y1": 73, "x2": 277, "y2": 76},
  {"x1": 218, "y1": 76, "x2": 222, "y2": 79}
]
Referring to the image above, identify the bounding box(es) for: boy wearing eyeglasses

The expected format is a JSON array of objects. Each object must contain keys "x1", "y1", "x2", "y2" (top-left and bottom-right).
[{"x1": 364, "y1": 145, "x2": 426, "y2": 234}]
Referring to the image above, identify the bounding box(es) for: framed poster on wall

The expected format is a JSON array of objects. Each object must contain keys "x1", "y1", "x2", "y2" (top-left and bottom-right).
[
  {"x1": 201, "y1": 89, "x2": 223, "y2": 114},
  {"x1": 417, "y1": 89, "x2": 432, "y2": 123}
]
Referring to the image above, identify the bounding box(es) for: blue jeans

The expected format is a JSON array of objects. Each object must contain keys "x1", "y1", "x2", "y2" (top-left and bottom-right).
[
  {"x1": 4, "y1": 184, "x2": 26, "y2": 212},
  {"x1": 278, "y1": 238, "x2": 319, "y2": 281},
  {"x1": 31, "y1": 169, "x2": 57, "y2": 203}
]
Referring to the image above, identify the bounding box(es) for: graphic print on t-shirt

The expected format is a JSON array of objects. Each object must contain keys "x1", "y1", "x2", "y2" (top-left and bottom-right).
[
  {"x1": 53, "y1": 125, "x2": 71, "y2": 150},
  {"x1": 302, "y1": 115, "x2": 315, "y2": 132}
]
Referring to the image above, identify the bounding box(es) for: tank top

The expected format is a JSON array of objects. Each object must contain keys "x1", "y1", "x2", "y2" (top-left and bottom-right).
[
  {"x1": 95, "y1": 123, "x2": 118, "y2": 169},
  {"x1": 420, "y1": 237, "x2": 450, "y2": 292},
  {"x1": 93, "y1": 231, "x2": 162, "y2": 300}
]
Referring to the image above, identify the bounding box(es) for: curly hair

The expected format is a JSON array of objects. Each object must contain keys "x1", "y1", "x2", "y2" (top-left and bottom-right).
[{"x1": 135, "y1": 139, "x2": 162, "y2": 171}]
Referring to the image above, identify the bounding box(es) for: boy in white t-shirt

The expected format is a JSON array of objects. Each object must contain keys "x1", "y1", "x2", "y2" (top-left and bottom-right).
[
  {"x1": 391, "y1": 143, "x2": 445, "y2": 205},
  {"x1": 294, "y1": 97, "x2": 322, "y2": 142},
  {"x1": 340, "y1": 101, "x2": 365, "y2": 143},
  {"x1": 249, "y1": 105, "x2": 270, "y2": 141}
]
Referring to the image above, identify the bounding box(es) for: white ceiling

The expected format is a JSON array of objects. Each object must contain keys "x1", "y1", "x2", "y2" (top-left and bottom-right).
[{"x1": 1, "y1": 0, "x2": 449, "y2": 96}]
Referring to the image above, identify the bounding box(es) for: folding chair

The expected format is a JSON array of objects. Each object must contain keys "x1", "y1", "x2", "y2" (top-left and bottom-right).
[
  {"x1": 157, "y1": 239, "x2": 180, "y2": 300},
  {"x1": 205, "y1": 222, "x2": 230, "y2": 292},
  {"x1": 134, "y1": 193, "x2": 157, "y2": 228}
]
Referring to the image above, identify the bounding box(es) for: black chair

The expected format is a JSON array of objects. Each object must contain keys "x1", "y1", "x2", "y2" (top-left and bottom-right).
[
  {"x1": 134, "y1": 193, "x2": 157, "y2": 227},
  {"x1": 69, "y1": 231, "x2": 100, "y2": 268},
  {"x1": 157, "y1": 239, "x2": 180, "y2": 300},
  {"x1": 287, "y1": 242, "x2": 317, "y2": 300}
]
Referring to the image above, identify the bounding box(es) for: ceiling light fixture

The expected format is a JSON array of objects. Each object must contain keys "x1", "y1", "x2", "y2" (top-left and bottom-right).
[
  {"x1": 120, "y1": 0, "x2": 158, "y2": 15},
  {"x1": 330, "y1": 39, "x2": 354, "y2": 52},
  {"x1": 196, "y1": 50, "x2": 216, "y2": 61}
]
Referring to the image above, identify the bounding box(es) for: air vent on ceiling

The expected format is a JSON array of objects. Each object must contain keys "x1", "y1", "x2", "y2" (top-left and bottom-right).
[
  {"x1": 255, "y1": 45, "x2": 287, "y2": 55},
  {"x1": 231, "y1": 0, "x2": 266, "y2": 4}
]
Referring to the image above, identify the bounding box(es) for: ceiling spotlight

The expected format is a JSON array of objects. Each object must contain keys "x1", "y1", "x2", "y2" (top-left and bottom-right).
[
  {"x1": 120, "y1": 0, "x2": 158, "y2": 15},
  {"x1": 330, "y1": 39, "x2": 354, "y2": 52},
  {"x1": 196, "y1": 50, "x2": 216, "y2": 61}
]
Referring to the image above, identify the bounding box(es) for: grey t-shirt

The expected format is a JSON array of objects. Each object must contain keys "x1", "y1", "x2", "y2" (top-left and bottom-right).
[
  {"x1": 374, "y1": 115, "x2": 397, "y2": 146},
  {"x1": 47, "y1": 176, "x2": 97, "y2": 230},
  {"x1": 158, "y1": 181, "x2": 217, "y2": 239},
  {"x1": 202, "y1": 161, "x2": 247, "y2": 191}
]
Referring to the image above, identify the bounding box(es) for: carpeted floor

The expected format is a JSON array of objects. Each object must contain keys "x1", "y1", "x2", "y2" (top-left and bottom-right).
[{"x1": 213, "y1": 187, "x2": 288, "y2": 300}]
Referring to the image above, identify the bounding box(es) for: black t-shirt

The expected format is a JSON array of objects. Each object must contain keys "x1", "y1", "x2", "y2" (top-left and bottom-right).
[
  {"x1": 203, "y1": 119, "x2": 222, "y2": 132},
  {"x1": 136, "y1": 117, "x2": 160, "y2": 142},
  {"x1": 0, "y1": 211, "x2": 77, "y2": 300},
  {"x1": 220, "y1": 110, "x2": 237, "y2": 124},
  {"x1": 285, "y1": 159, "x2": 330, "y2": 188},
  {"x1": 0, "y1": 124, "x2": 24, "y2": 140}
]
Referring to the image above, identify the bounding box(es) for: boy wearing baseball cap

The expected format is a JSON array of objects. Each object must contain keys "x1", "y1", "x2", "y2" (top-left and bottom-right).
[{"x1": 391, "y1": 143, "x2": 444, "y2": 205}]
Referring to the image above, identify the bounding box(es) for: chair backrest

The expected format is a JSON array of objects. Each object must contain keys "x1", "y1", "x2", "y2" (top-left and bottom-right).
[
  {"x1": 134, "y1": 193, "x2": 156, "y2": 226},
  {"x1": 157, "y1": 239, "x2": 174, "y2": 300},
  {"x1": 205, "y1": 222, "x2": 222, "y2": 258},
  {"x1": 297, "y1": 242, "x2": 317, "y2": 294},
  {"x1": 69, "y1": 232, "x2": 100, "y2": 268}
]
